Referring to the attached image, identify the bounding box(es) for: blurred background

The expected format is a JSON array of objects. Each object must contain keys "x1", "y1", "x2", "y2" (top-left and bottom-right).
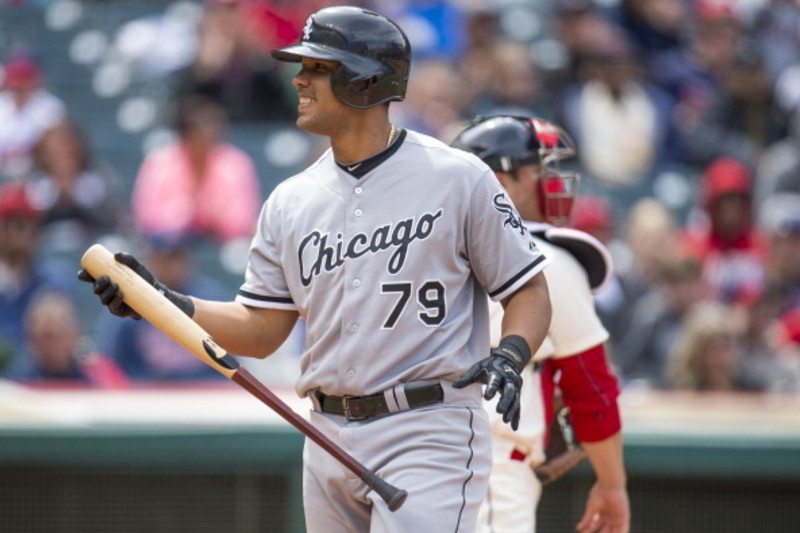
[{"x1": 0, "y1": 0, "x2": 799, "y2": 531}]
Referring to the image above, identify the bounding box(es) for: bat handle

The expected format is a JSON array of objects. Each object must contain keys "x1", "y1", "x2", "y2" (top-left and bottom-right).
[{"x1": 361, "y1": 470, "x2": 408, "y2": 511}]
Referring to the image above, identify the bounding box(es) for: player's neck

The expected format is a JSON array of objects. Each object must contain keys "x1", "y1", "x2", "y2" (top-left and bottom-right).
[{"x1": 330, "y1": 118, "x2": 394, "y2": 165}]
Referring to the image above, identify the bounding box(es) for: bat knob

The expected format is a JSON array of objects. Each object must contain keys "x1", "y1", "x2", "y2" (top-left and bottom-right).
[
  {"x1": 386, "y1": 488, "x2": 408, "y2": 512},
  {"x1": 361, "y1": 470, "x2": 408, "y2": 512}
]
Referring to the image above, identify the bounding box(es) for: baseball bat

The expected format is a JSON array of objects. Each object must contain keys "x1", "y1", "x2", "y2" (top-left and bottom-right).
[{"x1": 80, "y1": 243, "x2": 408, "y2": 511}]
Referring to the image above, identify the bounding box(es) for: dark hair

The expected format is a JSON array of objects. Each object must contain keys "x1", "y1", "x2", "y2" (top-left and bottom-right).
[{"x1": 172, "y1": 94, "x2": 227, "y2": 137}]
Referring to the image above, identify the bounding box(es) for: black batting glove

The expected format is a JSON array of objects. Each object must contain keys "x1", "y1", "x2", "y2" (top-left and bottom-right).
[
  {"x1": 453, "y1": 335, "x2": 532, "y2": 430},
  {"x1": 78, "y1": 269, "x2": 141, "y2": 319},
  {"x1": 113, "y1": 252, "x2": 194, "y2": 318},
  {"x1": 77, "y1": 252, "x2": 194, "y2": 319}
]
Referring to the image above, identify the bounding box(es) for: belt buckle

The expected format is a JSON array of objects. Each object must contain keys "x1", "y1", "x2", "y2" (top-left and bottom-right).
[{"x1": 341, "y1": 396, "x2": 368, "y2": 421}]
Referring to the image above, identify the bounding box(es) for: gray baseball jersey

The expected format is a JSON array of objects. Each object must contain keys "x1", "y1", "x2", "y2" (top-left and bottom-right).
[
  {"x1": 236, "y1": 129, "x2": 547, "y2": 531},
  {"x1": 237, "y1": 129, "x2": 548, "y2": 398}
]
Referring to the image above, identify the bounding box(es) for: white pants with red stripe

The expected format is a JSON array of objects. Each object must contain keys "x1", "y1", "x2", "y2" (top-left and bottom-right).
[{"x1": 476, "y1": 365, "x2": 546, "y2": 533}]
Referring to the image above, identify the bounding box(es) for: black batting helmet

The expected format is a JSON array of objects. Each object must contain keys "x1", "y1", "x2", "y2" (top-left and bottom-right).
[
  {"x1": 271, "y1": 6, "x2": 411, "y2": 109},
  {"x1": 452, "y1": 115, "x2": 580, "y2": 225},
  {"x1": 451, "y1": 115, "x2": 576, "y2": 172}
]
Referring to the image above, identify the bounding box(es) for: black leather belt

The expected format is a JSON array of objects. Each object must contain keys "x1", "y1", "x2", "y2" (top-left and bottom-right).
[{"x1": 316, "y1": 383, "x2": 444, "y2": 421}]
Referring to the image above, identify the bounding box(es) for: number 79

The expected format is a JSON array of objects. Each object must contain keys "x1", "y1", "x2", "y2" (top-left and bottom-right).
[{"x1": 381, "y1": 281, "x2": 446, "y2": 328}]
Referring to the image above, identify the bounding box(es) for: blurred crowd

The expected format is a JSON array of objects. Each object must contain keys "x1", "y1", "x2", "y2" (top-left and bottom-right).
[{"x1": 0, "y1": 0, "x2": 799, "y2": 394}]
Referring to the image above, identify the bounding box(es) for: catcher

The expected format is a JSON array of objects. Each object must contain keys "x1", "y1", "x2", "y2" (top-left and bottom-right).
[{"x1": 452, "y1": 115, "x2": 630, "y2": 533}]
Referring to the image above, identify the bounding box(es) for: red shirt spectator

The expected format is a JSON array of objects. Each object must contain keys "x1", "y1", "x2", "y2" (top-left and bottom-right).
[{"x1": 679, "y1": 157, "x2": 768, "y2": 303}]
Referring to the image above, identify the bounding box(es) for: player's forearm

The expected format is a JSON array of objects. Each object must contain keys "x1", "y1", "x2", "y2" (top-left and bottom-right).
[
  {"x1": 582, "y1": 431, "x2": 627, "y2": 490},
  {"x1": 191, "y1": 298, "x2": 299, "y2": 358},
  {"x1": 500, "y1": 272, "x2": 551, "y2": 355}
]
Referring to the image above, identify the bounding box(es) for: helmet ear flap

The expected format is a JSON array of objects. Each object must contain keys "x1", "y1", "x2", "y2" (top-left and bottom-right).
[
  {"x1": 332, "y1": 64, "x2": 372, "y2": 108},
  {"x1": 332, "y1": 64, "x2": 393, "y2": 108},
  {"x1": 352, "y1": 75, "x2": 379, "y2": 95}
]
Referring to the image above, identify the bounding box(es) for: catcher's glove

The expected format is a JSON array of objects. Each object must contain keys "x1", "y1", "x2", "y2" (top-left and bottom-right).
[{"x1": 533, "y1": 398, "x2": 588, "y2": 485}]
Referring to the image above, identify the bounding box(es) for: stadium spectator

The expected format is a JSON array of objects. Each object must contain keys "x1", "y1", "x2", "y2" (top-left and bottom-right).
[
  {"x1": 95, "y1": 234, "x2": 231, "y2": 382},
  {"x1": 649, "y1": 2, "x2": 744, "y2": 166},
  {"x1": 455, "y1": 5, "x2": 500, "y2": 109},
  {"x1": 752, "y1": 0, "x2": 800, "y2": 84},
  {"x1": 754, "y1": 106, "x2": 800, "y2": 206},
  {"x1": 27, "y1": 120, "x2": 127, "y2": 250},
  {"x1": 0, "y1": 51, "x2": 65, "y2": 181},
  {"x1": 611, "y1": 0, "x2": 685, "y2": 59},
  {"x1": 679, "y1": 157, "x2": 768, "y2": 304},
  {"x1": 0, "y1": 181, "x2": 73, "y2": 375},
  {"x1": 6, "y1": 290, "x2": 127, "y2": 388},
  {"x1": 560, "y1": 24, "x2": 675, "y2": 189},
  {"x1": 773, "y1": 307, "x2": 800, "y2": 386},
  {"x1": 131, "y1": 94, "x2": 260, "y2": 244},
  {"x1": 665, "y1": 301, "x2": 755, "y2": 392},
  {"x1": 681, "y1": 38, "x2": 787, "y2": 168},
  {"x1": 554, "y1": 0, "x2": 620, "y2": 86},
  {"x1": 174, "y1": 0, "x2": 294, "y2": 122},
  {"x1": 232, "y1": 0, "x2": 332, "y2": 51},
  {"x1": 468, "y1": 40, "x2": 550, "y2": 119},
  {"x1": 571, "y1": 194, "x2": 632, "y2": 347},
  {"x1": 736, "y1": 284, "x2": 800, "y2": 393},
  {"x1": 759, "y1": 193, "x2": 800, "y2": 314},
  {"x1": 393, "y1": 58, "x2": 467, "y2": 141},
  {"x1": 614, "y1": 255, "x2": 709, "y2": 388},
  {"x1": 596, "y1": 197, "x2": 679, "y2": 354},
  {"x1": 571, "y1": 194, "x2": 616, "y2": 243}
]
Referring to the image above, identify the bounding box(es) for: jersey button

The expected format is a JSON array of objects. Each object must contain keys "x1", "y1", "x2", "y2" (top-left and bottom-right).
[
  {"x1": 354, "y1": 187, "x2": 363, "y2": 194},
  {"x1": 350, "y1": 323, "x2": 359, "y2": 332},
  {"x1": 353, "y1": 278, "x2": 361, "y2": 287},
  {"x1": 347, "y1": 368, "x2": 356, "y2": 378},
  {"x1": 354, "y1": 209, "x2": 363, "y2": 217}
]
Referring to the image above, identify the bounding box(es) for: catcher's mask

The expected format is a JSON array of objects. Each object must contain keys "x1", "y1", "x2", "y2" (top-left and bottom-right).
[
  {"x1": 271, "y1": 6, "x2": 411, "y2": 109},
  {"x1": 452, "y1": 115, "x2": 580, "y2": 226}
]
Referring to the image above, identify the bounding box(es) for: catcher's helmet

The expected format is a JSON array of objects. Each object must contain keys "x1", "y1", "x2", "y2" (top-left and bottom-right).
[
  {"x1": 271, "y1": 6, "x2": 411, "y2": 109},
  {"x1": 452, "y1": 115, "x2": 580, "y2": 225}
]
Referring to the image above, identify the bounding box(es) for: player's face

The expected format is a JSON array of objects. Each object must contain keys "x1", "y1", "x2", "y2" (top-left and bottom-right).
[
  {"x1": 499, "y1": 165, "x2": 544, "y2": 222},
  {"x1": 292, "y1": 57, "x2": 350, "y2": 136}
]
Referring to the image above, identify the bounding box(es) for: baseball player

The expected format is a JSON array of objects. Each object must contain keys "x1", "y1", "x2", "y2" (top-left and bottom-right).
[
  {"x1": 452, "y1": 115, "x2": 630, "y2": 533},
  {"x1": 78, "y1": 7, "x2": 553, "y2": 533}
]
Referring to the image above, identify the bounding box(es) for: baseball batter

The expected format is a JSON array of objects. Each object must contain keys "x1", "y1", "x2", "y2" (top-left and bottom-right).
[
  {"x1": 79, "y1": 7, "x2": 553, "y2": 533},
  {"x1": 452, "y1": 116, "x2": 630, "y2": 533}
]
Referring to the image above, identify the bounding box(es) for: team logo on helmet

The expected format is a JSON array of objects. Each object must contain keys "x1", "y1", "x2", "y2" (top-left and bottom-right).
[{"x1": 302, "y1": 16, "x2": 314, "y2": 41}]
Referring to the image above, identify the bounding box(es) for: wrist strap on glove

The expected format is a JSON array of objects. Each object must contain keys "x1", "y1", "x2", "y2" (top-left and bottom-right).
[
  {"x1": 494, "y1": 335, "x2": 532, "y2": 373},
  {"x1": 154, "y1": 281, "x2": 195, "y2": 318}
]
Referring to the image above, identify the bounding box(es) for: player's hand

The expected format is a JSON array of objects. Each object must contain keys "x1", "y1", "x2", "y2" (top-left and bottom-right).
[
  {"x1": 575, "y1": 482, "x2": 630, "y2": 533},
  {"x1": 77, "y1": 267, "x2": 142, "y2": 319},
  {"x1": 453, "y1": 335, "x2": 531, "y2": 430},
  {"x1": 77, "y1": 252, "x2": 194, "y2": 319}
]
